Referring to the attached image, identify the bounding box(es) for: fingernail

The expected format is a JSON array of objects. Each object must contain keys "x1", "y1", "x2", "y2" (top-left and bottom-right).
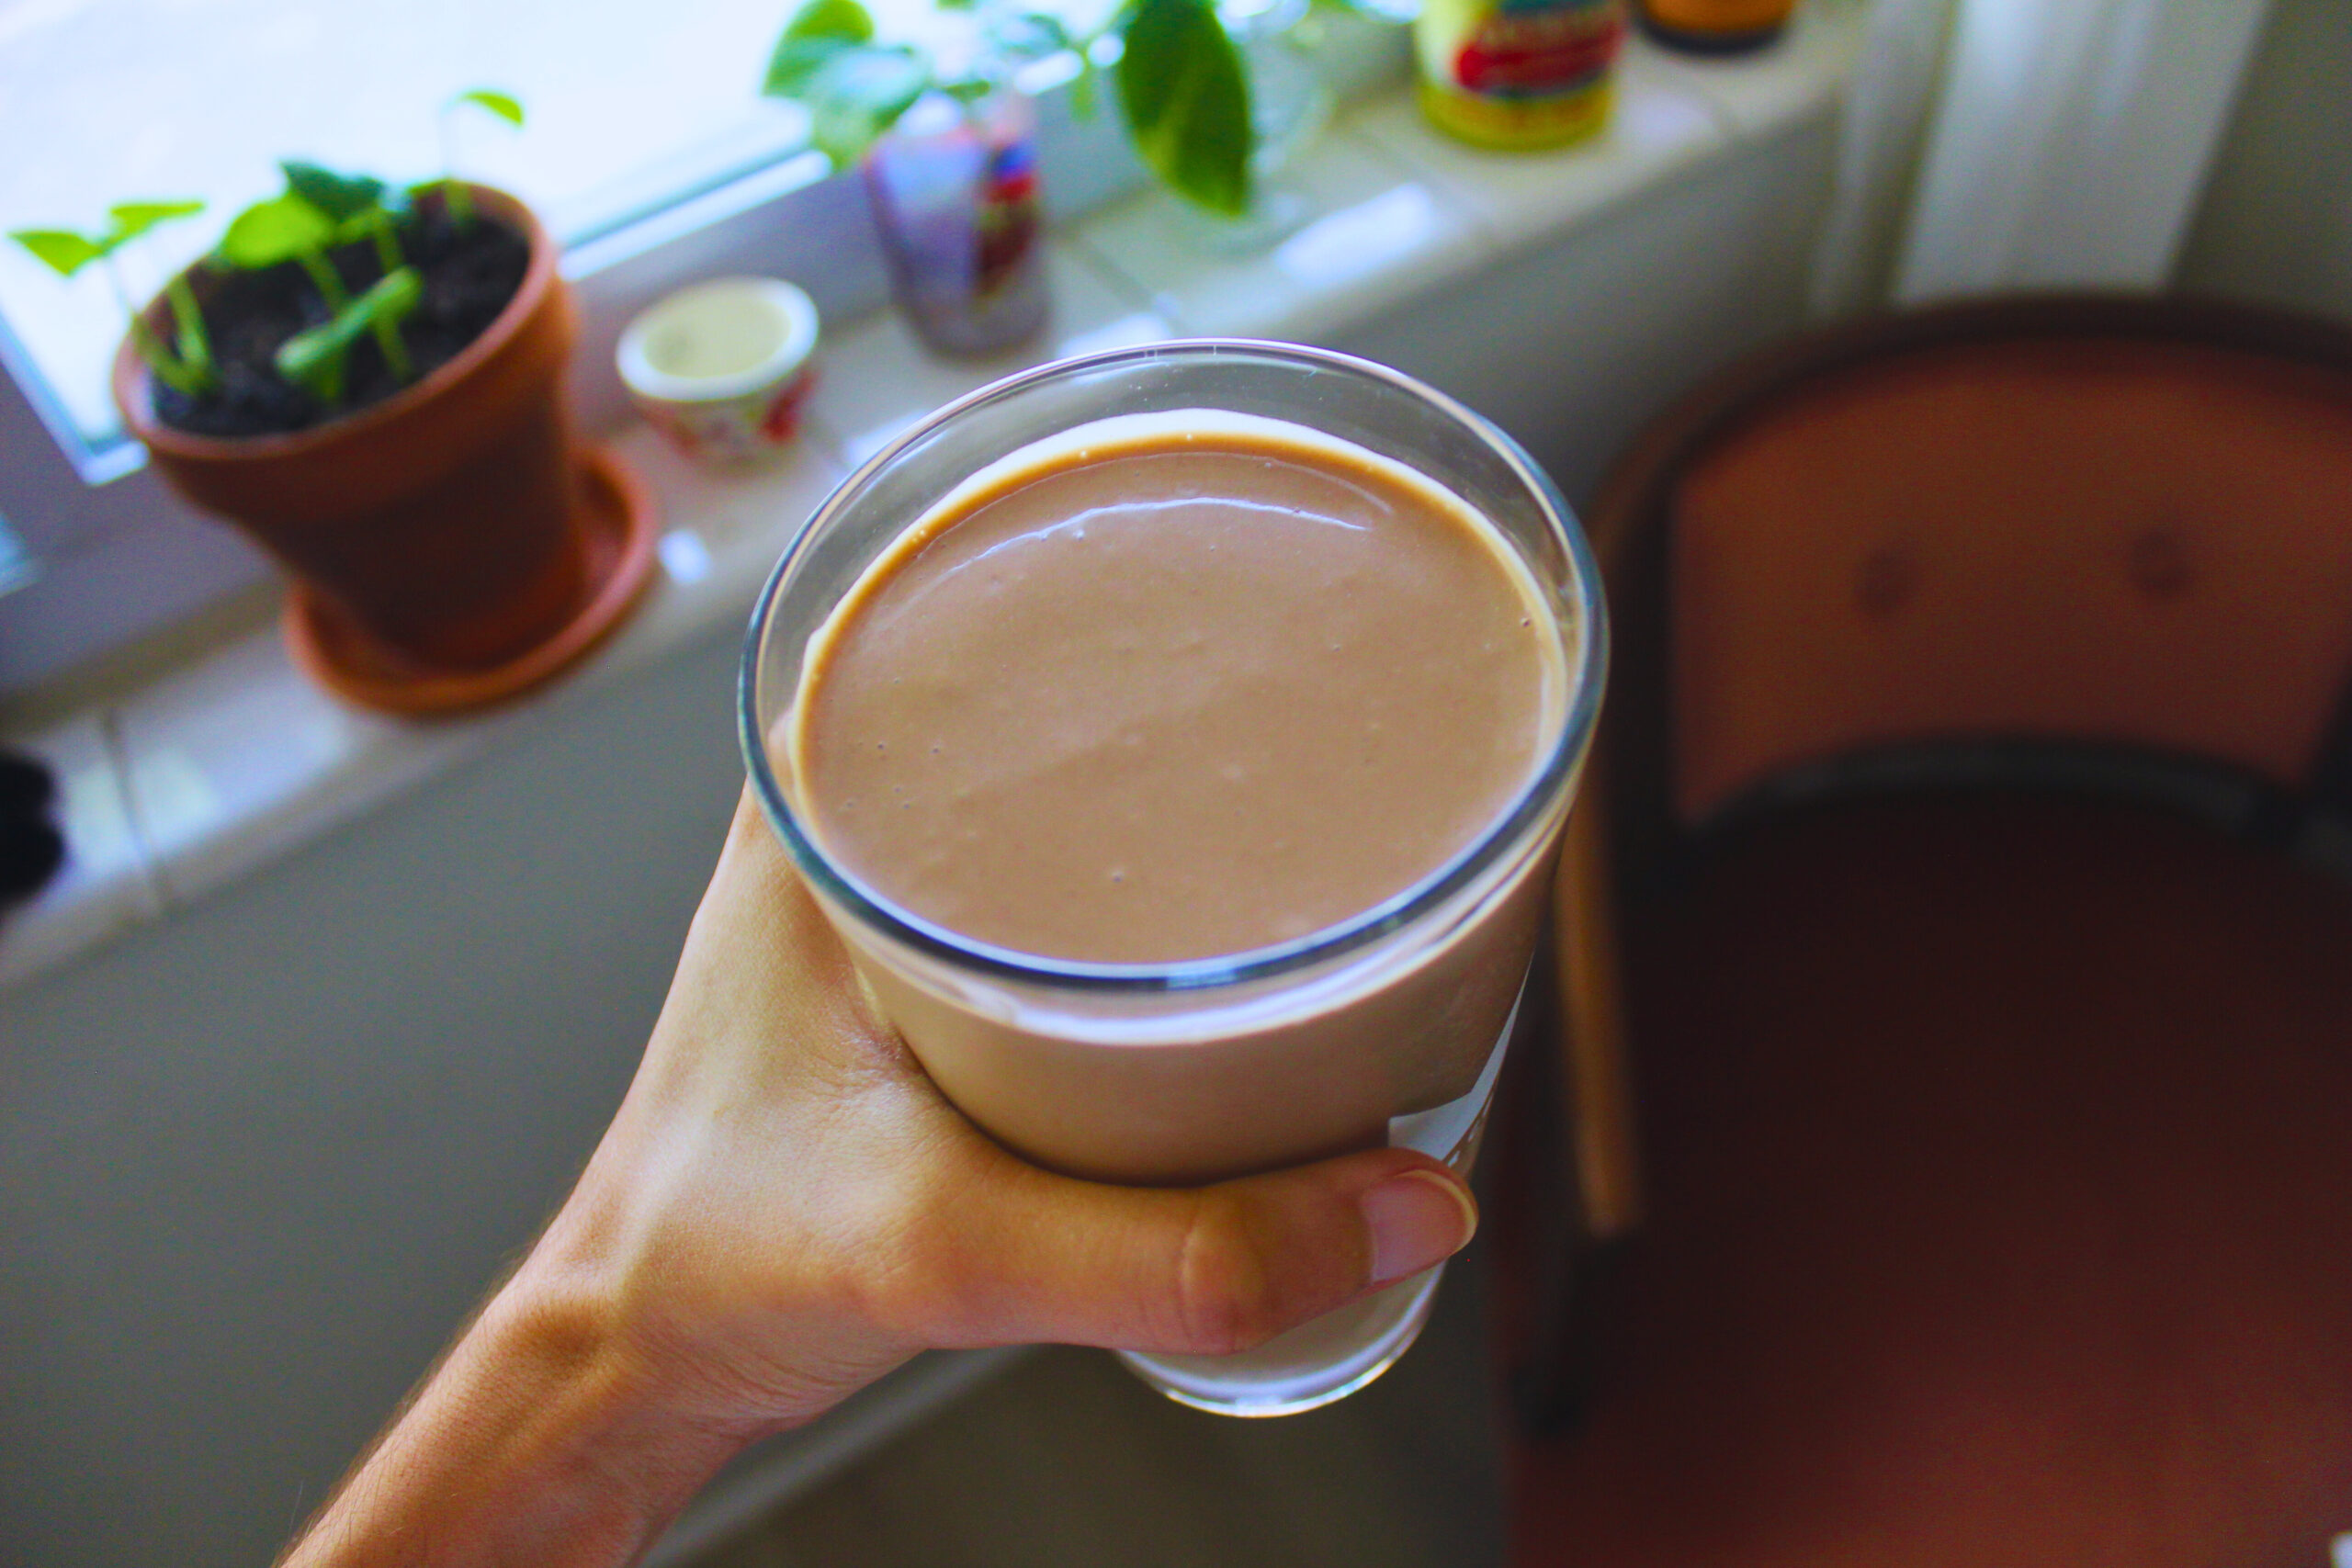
[{"x1": 1362, "y1": 1169, "x2": 1478, "y2": 1286}]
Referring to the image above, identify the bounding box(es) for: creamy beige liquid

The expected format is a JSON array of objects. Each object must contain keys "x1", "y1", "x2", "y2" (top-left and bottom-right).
[
  {"x1": 779, "y1": 411, "x2": 1577, "y2": 1188},
  {"x1": 793, "y1": 412, "x2": 1564, "y2": 967}
]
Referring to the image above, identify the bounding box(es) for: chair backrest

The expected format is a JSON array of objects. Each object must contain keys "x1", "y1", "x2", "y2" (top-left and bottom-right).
[
  {"x1": 1588, "y1": 296, "x2": 2352, "y2": 844},
  {"x1": 1537, "y1": 295, "x2": 2352, "y2": 1355}
]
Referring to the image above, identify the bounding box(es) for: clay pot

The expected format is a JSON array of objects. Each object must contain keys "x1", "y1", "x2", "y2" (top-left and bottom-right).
[{"x1": 114, "y1": 187, "x2": 590, "y2": 676}]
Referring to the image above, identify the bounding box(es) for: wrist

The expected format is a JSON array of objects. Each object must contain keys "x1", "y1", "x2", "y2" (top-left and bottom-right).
[{"x1": 283, "y1": 1250, "x2": 743, "y2": 1568}]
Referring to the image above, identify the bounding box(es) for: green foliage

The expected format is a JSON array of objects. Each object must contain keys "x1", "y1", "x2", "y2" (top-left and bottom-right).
[
  {"x1": 763, "y1": 0, "x2": 941, "y2": 165},
  {"x1": 9, "y1": 229, "x2": 102, "y2": 276},
  {"x1": 1117, "y1": 0, "x2": 1253, "y2": 217},
  {"x1": 9, "y1": 201, "x2": 214, "y2": 390},
  {"x1": 765, "y1": 0, "x2": 879, "y2": 94},
  {"x1": 276, "y1": 265, "x2": 423, "y2": 404},
  {"x1": 805, "y1": 47, "x2": 935, "y2": 165},
  {"x1": 219, "y1": 192, "x2": 335, "y2": 270},
  {"x1": 9, "y1": 197, "x2": 207, "y2": 277},
  {"x1": 437, "y1": 87, "x2": 526, "y2": 228},
  {"x1": 452, "y1": 87, "x2": 526, "y2": 127},
  {"x1": 107, "y1": 200, "x2": 208, "y2": 243},
  {"x1": 280, "y1": 161, "x2": 389, "y2": 222},
  {"x1": 16, "y1": 89, "x2": 532, "y2": 420},
  {"x1": 760, "y1": 0, "x2": 1259, "y2": 213}
]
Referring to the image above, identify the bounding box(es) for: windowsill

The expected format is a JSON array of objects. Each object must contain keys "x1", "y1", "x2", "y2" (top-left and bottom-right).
[{"x1": 0, "y1": 12, "x2": 1860, "y2": 995}]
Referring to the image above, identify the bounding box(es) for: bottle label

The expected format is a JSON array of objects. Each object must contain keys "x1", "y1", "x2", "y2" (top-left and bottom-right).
[
  {"x1": 1454, "y1": 0, "x2": 1623, "y2": 98},
  {"x1": 1416, "y1": 0, "x2": 1624, "y2": 150}
]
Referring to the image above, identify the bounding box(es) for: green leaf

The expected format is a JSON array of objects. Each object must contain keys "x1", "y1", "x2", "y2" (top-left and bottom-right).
[
  {"x1": 786, "y1": 0, "x2": 875, "y2": 45},
  {"x1": 1117, "y1": 0, "x2": 1252, "y2": 217},
  {"x1": 802, "y1": 46, "x2": 932, "y2": 166},
  {"x1": 452, "y1": 87, "x2": 525, "y2": 127},
  {"x1": 219, "y1": 193, "x2": 334, "y2": 269},
  {"x1": 280, "y1": 162, "x2": 387, "y2": 222},
  {"x1": 765, "y1": 1, "x2": 878, "y2": 96},
  {"x1": 276, "y1": 265, "x2": 422, "y2": 401},
  {"x1": 9, "y1": 228, "x2": 102, "y2": 277},
  {"x1": 106, "y1": 199, "x2": 206, "y2": 244},
  {"x1": 765, "y1": 0, "x2": 877, "y2": 96}
]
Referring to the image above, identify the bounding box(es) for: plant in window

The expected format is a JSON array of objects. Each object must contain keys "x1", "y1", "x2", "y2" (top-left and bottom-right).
[
  {"x1": 8, "y1": 90, "x2": 660, "y2": 716},
  {"x1": 767, "y1": 0, "x2": 1257, "y2": 216},
  {"x1": 10, "y1": 201, "x2": 215, "y2": 395}
]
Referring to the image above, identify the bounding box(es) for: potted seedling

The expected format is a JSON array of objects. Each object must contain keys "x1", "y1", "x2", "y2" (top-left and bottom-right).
[
  {"x1": 9, "y1": 91, "x2": 658, "y2": 716},
  {"x1": 762, "y1": 0, "x2": 1261, "y2": 354}
]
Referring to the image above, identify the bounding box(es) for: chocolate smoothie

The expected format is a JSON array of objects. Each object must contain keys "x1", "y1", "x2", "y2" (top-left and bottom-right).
[
  {"x1": 793, "y1": 411, "x2": 1564, "y2": 962},
  {"x1": 777, "y1": 410, "x2": 1578, "y2": 1185}
]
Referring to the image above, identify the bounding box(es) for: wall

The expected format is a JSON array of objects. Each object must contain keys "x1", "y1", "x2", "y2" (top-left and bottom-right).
[
  {"x1": 0, "y1": 113, "x2": 1836, "y2": 1568},
  {"x1": 2176, "y1": 0, "x2": 2352, "y2": 320}
]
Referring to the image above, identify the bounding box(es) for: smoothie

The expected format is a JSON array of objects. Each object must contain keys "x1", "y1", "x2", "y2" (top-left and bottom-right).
[
  {"x1": 792, "y1": 411, "x2": 1565, "y2": 964},
  {"x1": 775, "y1": 410, "x2": 1576, "y2": 1184}
]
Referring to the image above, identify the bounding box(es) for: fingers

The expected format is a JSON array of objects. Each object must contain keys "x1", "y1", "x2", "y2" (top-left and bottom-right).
[{"x1": 891, "y1": 1146, "x2": 1479, "y2": 1358}]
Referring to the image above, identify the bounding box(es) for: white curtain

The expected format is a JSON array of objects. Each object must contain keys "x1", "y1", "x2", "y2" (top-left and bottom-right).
[{"x1": 1809, "y1": 0, "x2": 2274, "y2": 315}]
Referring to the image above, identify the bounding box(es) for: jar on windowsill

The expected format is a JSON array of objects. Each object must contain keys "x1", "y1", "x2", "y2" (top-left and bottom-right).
[{"x1": 865, "y1": 87, "x2": 1050, "y2": 358}]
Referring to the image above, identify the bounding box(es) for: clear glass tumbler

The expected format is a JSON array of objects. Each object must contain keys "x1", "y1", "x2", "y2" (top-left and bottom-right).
[{"x1": 741, "y1": 340, "x2": 1606, "y2": 1415}]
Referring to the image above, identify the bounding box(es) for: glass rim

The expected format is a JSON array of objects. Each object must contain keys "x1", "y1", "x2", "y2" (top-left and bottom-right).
[{"x1": 739, "y1": 338, "x2": 1609, "y2": 995}]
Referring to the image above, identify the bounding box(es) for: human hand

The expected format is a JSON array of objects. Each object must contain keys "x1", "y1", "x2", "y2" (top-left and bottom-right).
[{"x1": 283, "y1": 789, "x2": 1477, "y2": 1567}]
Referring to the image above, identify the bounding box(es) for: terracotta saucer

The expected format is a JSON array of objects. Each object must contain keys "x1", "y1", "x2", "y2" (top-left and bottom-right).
[{"x1": 285, "y1": 446, "x2": 660, "y2": 717}]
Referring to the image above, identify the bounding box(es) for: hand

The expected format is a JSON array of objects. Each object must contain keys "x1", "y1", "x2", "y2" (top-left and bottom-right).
[{"x1": 282, "y1": 790, "x2": 1477, "y2": 1567}]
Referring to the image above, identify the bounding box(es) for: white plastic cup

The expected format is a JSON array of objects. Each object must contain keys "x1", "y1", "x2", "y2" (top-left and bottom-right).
[{"x1": 618, "y1": 276, "x2": 820, "y2": 467}]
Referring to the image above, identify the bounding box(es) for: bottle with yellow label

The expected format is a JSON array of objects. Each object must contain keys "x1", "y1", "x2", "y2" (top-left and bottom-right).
[{"x1": 1414, "y1": 0, "x2": 1627, "y2": 152}]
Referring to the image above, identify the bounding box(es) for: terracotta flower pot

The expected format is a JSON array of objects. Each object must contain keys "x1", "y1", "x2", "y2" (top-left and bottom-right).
[{"x1": 114, "y1": 186, "x2": 638, "y2": 694}]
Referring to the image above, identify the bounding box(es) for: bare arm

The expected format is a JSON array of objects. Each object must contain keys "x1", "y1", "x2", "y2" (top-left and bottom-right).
[{"x1": 280, "y1": 791, "x2": 1478, "y2": 1566}]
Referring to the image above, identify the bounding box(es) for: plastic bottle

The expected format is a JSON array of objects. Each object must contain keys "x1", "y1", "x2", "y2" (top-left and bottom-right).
[{"x1": 1414, "y1": 0, "x2": 1627, "y2": 151}]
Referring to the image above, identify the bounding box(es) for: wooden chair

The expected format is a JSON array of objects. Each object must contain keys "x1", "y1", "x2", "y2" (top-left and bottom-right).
[{"x1": 1493, "y1": 295, "x2": 2352, "y2": 1568}]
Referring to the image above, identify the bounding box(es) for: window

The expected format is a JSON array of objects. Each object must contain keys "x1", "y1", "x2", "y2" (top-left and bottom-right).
[{"x1": 0, "y1": 0, "x2": 1144, "y2": 693}]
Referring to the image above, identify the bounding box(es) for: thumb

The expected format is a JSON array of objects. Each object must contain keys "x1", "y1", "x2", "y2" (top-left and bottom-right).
[{"x1": 913, "y1": 1147, "x2": 1479, "y2": 1358}]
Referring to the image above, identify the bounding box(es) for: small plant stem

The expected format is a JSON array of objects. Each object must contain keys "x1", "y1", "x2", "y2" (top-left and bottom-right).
[
  {"x1": 362, "y1": 212, "x2": 413, "y2": 382},
  {"x1": 295, "y1": 248, "x2": 349, "y2": 311},
  {"x1": 107, "y1": 254, "x2": 212, "y2": 395},
  {"x1": 366, "y1": 210, "x2": 403, "y2": 275},
  {"x1": 436, "y1": 108, "x2": 475, "y2": 231},
  {"x1": 374, "y1": 315, "x2": 413, "y2": 384},
  {"x1": 164, "y1": 275, "x2": 214, "y2": 381}
]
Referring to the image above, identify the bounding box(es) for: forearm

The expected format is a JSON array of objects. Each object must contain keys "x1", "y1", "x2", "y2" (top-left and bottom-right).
[{"x1": 280, "y1": 1259, "x2": 741, "y2": 1568}]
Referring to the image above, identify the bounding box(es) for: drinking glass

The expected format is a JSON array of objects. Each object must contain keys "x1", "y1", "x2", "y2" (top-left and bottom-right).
[{"x1": 741, "y1": 340, "x2": 1606, "y2": 1415}]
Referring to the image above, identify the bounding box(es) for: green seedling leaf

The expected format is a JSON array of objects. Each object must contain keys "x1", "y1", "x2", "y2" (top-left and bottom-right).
[
  {"x1": 452, "y1": 88, "x2": 525, "y2": 127},
  {"x1": 764, "y1": 0, "x2": 876, "y2": 95},
  {"x1": 106, "y1": 199, "x2": 206, "y2": 243},
  {"x1": 219, "y1": 193, "x2": 334, "y2": 269},
  {"x1": 9, "y1": 228, "x2": 103, "y2": 276},
  {"x1": 164, "y1": 274, "x2": 214, "y2": 382},
  {"x1": 276, "y1": 265, "x2": 421, "y2": 402},
  {"x1": 280, "y1": 162, "x2": 388, "y2": 222},
  {"x1": 802, "y1": 46, "x2": 932, "y2": 166},
  {"x1": 1117, "y1": 0, "x2": 1252, "y2": 217}
]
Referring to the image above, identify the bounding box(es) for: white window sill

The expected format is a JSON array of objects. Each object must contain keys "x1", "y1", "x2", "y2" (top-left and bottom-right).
[{"x1": 0, "y1": 13, "x2": 1860, "y2": 995}]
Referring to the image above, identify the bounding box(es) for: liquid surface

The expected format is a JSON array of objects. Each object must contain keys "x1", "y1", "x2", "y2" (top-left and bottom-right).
[{"x1": 791, "y1": 414, "x2": 1563, "y2": 964}]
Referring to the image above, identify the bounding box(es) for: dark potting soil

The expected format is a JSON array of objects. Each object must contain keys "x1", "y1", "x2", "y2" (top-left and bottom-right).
[{"x1": 152, "y1": 210, "x2": 531, "y2": 438}]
